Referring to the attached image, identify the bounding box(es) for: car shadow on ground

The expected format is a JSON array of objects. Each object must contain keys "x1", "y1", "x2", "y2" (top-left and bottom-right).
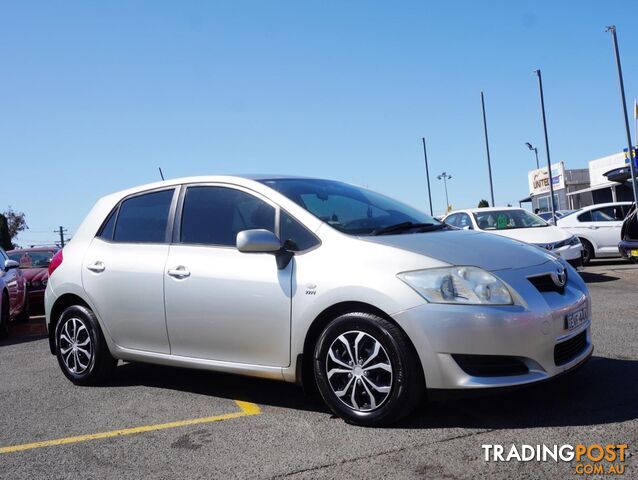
[
  {"x1": 579, "y1": 271, "x2": 620, "y2": 283},
  {"x1": 108, "y1": 355, "x2": 637, "y2": 429},
  {"x1": 0, "y1": 333, "x2": 48, "y2": 347}
]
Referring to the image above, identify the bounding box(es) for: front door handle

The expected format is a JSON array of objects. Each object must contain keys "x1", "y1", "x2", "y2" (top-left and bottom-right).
[
  {"x1": 167, "y1": 266, "x2": 191, "y2": 278},
  {"x1": 588, "y1": 226, "x2": 599, "y2": 230},
  {"x1": 87, "y1": 261, "x2": 105, "y2": 273}
]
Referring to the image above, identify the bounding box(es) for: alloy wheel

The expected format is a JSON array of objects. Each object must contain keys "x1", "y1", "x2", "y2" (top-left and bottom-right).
[
  {"x1": 59, "y1": 317, "x2": 93, "y2": 374},
  {"x1": 325, "y1": 330, "x2": 393, "y2": 412}
]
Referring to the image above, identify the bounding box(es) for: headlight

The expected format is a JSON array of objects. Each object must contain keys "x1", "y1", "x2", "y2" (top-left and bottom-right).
[
  {"x1": 567, "y1": 235, "x2": 580, "y2": 246},
  {"x1": 398, "y1": 266, "x2": 513, "y2": 305}
]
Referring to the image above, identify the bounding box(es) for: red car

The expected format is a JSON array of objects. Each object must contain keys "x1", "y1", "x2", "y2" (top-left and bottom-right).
[
  {"x1": 0, "y1": 247, "x2": 27, "y2": 337},
  {"x1": 7, "y1": 247, "x2": 58, "y2": 316}
]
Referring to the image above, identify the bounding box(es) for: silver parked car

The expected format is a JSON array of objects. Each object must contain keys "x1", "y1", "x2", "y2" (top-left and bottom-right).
[{"x1": 45, "y1": 176, "x2": 593, "y2": 426}]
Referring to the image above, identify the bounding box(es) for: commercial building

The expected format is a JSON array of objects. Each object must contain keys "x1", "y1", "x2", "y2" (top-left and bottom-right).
[{"x1": 521, "y1": 151, "x2": 637, "y2": 212}]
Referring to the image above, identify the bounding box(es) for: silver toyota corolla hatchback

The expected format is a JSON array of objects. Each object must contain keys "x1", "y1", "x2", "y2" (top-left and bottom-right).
[{"x1": 45, "y1": 176, "x2": 593, "y2": 426}]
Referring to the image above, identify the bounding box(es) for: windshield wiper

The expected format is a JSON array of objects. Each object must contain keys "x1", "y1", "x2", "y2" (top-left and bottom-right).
[{"x1": 371, "y1": 222, "x2": 444, "y2": 236}]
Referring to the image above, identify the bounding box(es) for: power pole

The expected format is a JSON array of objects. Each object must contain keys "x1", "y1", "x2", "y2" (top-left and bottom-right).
[
  {"x1": 421, "y1": 138, "x2": 434, "y2": 216},
  {"x1": 605, "y1": 25, "x2": 638, "y2": 206},
  {"x1": 55, "y1": 226, "x2": 68, "y2": 248},
  {"x1": 481, "y1": 91, "x2": 495, "y2": 207},
  {"x1": 534, "y1": 69, "x2": 557, "y2": 220}
]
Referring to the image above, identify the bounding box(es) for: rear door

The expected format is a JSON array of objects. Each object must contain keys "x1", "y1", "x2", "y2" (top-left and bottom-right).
[
  {"x1": 82, "y1": 188, "x2": 177, "y2": 353},
  {"x1": 163, "y1": 184, "x2": 293, "y2": 366},
  {"x1": 588, "y1": 206, "x2": 625, "y2": 255}
]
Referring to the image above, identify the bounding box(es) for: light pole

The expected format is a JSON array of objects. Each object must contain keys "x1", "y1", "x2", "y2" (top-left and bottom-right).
[
  {"x1": 481, "y1": 92, "x2": 495, "y2": 207},
  {"x1": 605, "y1": 25, "x2": 638, "y2": 206},
  {"x1": 525, "y1": 142, "x2": 540, "y2": 169},
  {"x1": 437, "y1": 172, "x2": 452, "y2": 212},
  {"x1": 534, "y1": 69, "x2": 557, "y2": 220},
  {"x1": 421, "y1": 138, "x2": 434, "y2": 216}
]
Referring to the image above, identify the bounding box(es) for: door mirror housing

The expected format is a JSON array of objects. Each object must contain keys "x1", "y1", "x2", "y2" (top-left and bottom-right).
[
  {"x1": 236, "y1": 229, "x2": 282, "y2": 253},
  {"x1": 4, "y1": 259, "x2": 20, "y2": 271}
]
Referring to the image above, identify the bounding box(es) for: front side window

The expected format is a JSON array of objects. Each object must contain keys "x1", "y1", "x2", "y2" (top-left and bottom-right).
[
  {"x1": 473, "y1": 209, "x2": 548, "y2": 230},
  {"x1": 113, "y1": 189, "x2": 174, "y2": 243},
  {"x1": 261, "y1": 179, "x2": 438, "y2": 235},
  {"x1": 590, "y1": 206, "x2": 625, "y2": 222},
  {"x1": 458, "y1": 214, "x2": 473, "y2": 229},
  {"x1": 444, "y1": 214, "x2": 459, "y2": 227},
  {"x1": 181, "y1": 186, "x2": 275, "y2": 246}
]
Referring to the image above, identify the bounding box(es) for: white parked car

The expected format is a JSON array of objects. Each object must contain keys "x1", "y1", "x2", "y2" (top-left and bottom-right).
[
  {"x1": 443, "y1": 207, "x2": 583, "y2": 268},
  {"x1": 556, "y1": 202, "x2": 634, "y2": 265},
  {"x1": 45, "y1": 177, "x2": 592, "y2": 426}
]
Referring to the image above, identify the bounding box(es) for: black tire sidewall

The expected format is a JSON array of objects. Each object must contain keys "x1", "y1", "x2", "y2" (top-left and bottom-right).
[
  {"x1": 314, "y1": 313, "x2": 419, "y2": 426},
  {"x1": 581, "y1": 239, "x2": 593, "y2": 265},
  {"x1": 55, "y1": 305, "x2": 108, "y2": 385}
]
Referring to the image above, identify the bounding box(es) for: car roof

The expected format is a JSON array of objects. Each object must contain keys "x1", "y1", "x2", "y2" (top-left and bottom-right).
[
  {"x1": 577, "y1": 201, "x2": 633, "y2": 211},
  {"x1": 446, "y1": 207, "x2": 524, "y2": 216},
  {"x1": 7, "y1": 247, "x2": 58, "y2": 253}
]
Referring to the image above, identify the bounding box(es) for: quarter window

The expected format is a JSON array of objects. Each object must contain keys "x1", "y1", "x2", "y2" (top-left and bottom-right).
[
  {"x1": 113, "y1": 189, "x2": 174, "y2": 243},
  {"x1": 98, "y1": 208, "x2": 117, "y2": 240},
  {"x1": 280, "y1": 211, "x2": 319, "y2": 251},
  {"x1": 180, "y1": 186, "x2": 275, "y2": 246}
]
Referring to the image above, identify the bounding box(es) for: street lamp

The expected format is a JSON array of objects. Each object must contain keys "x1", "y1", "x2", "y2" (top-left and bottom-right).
[
  {"x1": 525, "y1": 142, "x2": 540, "y2": 169},
  {"x1": 437, "y1": 172, "x2": 452, "y2": 212}
]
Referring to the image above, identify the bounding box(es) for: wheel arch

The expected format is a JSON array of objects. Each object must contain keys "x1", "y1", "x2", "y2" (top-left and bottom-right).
[
  {"x1": 299, "y1": 301, "x2": 424, "y2": 391},
  {"x1": 48, "y1": 293, "x2": 91, "y2": 354}
]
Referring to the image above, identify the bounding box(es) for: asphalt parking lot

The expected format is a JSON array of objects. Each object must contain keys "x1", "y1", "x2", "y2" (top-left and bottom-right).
[{"x1": 1, "y1": 259, "x2": 636, "y2": 479}]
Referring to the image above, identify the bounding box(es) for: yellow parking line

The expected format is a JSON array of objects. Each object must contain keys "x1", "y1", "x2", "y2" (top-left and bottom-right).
[{"x1": 0, "y1": 400, "x2": 260, "y2": 454}]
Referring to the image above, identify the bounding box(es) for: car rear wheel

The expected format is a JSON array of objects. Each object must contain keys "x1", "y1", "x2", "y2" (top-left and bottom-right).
[
  {"x1": 313, "y1": 312, "x2": 424, "y2": 426},
  {"x1": 580, "y1": 239, "x2": 594, "y2": 265},
  {"x1": 55, "y1": 305, "x2": 117, "y2": 385}
]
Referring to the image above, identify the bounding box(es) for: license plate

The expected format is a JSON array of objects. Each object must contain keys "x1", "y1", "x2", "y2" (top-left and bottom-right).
[
  {"x1": 631, "y1": 249, "x2": 638, "y2": 258},
  {"x1": 565, "y1": 306, "x2": 588, "y2": 330}
]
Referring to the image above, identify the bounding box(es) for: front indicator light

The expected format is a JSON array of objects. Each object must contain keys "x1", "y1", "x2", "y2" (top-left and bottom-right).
[{"x1": 398, "y1": 266, "x2": 514, "y2": 305}]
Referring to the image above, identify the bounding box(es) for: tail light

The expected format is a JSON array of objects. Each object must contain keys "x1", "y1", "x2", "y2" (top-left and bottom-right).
[{"x1": 48, "y1": 249, "x2": 63, "y2": 276}]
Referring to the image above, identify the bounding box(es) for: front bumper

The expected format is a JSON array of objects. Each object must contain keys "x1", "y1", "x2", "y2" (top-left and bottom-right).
[
  {"x1": 392, "y1": 261, "x2": 592, "y2": 390},
  {"x1": 618, "y1": 239, "x2": 638, "y2": 259}
]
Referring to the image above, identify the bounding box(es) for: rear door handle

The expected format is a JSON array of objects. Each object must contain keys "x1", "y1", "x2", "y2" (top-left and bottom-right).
[
  {"x1": 167, "y1": 266, "x2": 190, "y2": 278},
  {"x1": 588, "y1": 226, "x2": 599, "y2": 230},
  {"x1": 87, "y1": 261, "x2": 105, "y2": 273}
]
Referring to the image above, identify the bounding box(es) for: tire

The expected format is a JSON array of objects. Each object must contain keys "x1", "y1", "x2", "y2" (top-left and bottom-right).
[
  {"x1": 54, "y1": 305, "x2": 117, "y2": 385},
  {"x1": 580, "y1": 239, "x2": 594, "y2": 266},
  {"x1": 313, "y1": 312, "x2": 424, "y2": 426},
  {"x1": 0, "y1": 292, "x2": 8, "y2": 339},
  {"x1": 16, "y1": 293, "x2": 29, "y2": 323}
]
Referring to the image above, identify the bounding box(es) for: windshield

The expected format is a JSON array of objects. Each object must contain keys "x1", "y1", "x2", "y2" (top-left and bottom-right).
[
  {"x1": 7, "y1": 251, "x2": 56, "y2": 268},
  {"x1": 473, "y1": 209, "x2": 548, "y2": 230},
  {"x1": 261, "y1": 178, "x2": 439, "y2": 235}
]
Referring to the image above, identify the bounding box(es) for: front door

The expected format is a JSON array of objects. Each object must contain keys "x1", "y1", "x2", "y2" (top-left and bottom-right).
[{"x1": 164, "y1": 185, "x2": 292, "y2": 367}]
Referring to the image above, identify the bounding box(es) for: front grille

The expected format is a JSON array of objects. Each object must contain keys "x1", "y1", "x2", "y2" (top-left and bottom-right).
[
  {"x1": 452, "y1": 354, "x2": 529, "y2": 377},
  {"x1": 528, "y1": 274, "x2": 565, "y2": 294},
  {"x1": 554, "y1": 331, "x2": 587, "y2": 366}
]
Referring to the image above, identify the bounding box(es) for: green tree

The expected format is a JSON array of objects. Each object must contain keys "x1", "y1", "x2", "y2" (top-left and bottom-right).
[
  {"x1": 1, "y1": 207, "x2": 27, "y2": 249},
  {"x1": 477, "y1": 199, "x2": 490, "y2": 208},
  {"x1": 0, "y1": 215, "x2": 12, "y2": 251}
]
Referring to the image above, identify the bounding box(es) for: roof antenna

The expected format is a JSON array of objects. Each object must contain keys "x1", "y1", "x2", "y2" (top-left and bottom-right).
[{"x1": 158, "y1": 167, "x2": 165, "y2": 181}]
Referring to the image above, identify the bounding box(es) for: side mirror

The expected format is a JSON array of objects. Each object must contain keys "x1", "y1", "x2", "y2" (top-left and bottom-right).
[
  {"x1": 236, "y1": 229, "x2": 282, "y2": 253},
  {"x1": 462, "y1": 225, "x2": 471, "y2": 230},
  {"x1": 4, "y1": 259, "x2": 20, "y2": 271}
]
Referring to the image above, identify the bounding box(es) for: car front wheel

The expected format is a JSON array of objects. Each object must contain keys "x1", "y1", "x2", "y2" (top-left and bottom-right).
[
  {"x1": 313, "y1": 312, "x2": 424, "y2": 426},
  {"x1": 55, "y1": 305, "x2": 117, "y2": 385}
]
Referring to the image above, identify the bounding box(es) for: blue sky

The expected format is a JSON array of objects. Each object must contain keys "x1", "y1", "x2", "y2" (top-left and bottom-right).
[{"x1": 2, "y1": 0, "x2": 638, "y2": 245}]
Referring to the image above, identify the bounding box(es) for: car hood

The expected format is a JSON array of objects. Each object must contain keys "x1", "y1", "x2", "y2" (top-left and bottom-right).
[
  {"x1": 21, "y1": 268, "x2": 48, "y2": 282},
  {"x1": 480, "y1": 225, "x2": 570, "y2": 244},
  {"x1": 362, "y1": 229, "x2": 555, "y2": 271}
]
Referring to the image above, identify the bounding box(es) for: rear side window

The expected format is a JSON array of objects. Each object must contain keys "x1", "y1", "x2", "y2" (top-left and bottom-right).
[
  {"x1": 280, "y1": 211, "x2": 319, "y2": 251},
  {"x1": 181, "y1": 186, "x2": 275, "y2": 246},
  {"x1": 97, "y1": 209, "x2": 117, "y2": 240},
  {"x1": 577, "y1": 211, "x2": 592, "y2": 222},
  {"x1": 113, "y1": 189, "x2": 174, "y2": 243}
]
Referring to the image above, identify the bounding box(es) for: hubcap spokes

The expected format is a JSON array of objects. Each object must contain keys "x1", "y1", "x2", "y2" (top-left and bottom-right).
[
  {"x1": 326, "y1": 330, "x2": 393, "y2": 412},
  {"x1": 59, "y1": 317, "x2": 92, "y2": 374}
]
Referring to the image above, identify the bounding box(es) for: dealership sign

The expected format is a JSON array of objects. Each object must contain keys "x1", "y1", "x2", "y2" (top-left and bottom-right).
[{"x1": 528, "y1": 162, "x2": 565, "y2": 196}]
